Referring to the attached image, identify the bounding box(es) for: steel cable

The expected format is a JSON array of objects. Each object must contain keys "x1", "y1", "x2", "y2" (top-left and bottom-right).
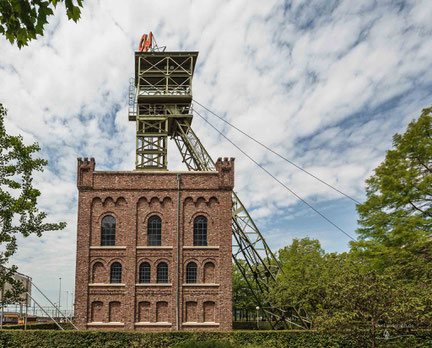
[
  {"x1": 193, "y1": 99, "x2": 361, "y2": 205},
  {"x1": 194, "y1": 109, "x2": 357, "y2": 241}
]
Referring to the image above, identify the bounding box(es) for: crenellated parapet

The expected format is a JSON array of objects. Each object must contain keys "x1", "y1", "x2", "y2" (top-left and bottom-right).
[
  {"x1": 77, "y1": 157, "x2": 96, "y2": 189},
  {"x1": 216, "y1": 157, "x2": 235, "y2": 190}
]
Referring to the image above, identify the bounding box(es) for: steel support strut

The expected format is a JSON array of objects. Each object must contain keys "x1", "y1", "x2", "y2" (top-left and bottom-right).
[{"x1": 172, "y1": 121, "x2": 309, "y2": 329}]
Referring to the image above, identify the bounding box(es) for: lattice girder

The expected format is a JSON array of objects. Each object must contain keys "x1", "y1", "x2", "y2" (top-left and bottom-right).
[
  {"x1": 128, "y1": 49, "x2": 308, "y2": 328},
  {"x1": 172, "y1": 121, "x2": 310, "y2": 329}
]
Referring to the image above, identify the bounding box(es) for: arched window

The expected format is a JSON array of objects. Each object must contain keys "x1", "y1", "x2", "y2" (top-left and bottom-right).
[
  {"x1": 204, "y1": 262, "x2": 215, "y2": 284},
  {"x1": 91, "y1": 301, "x2": 103, "y2": 322},
  {"x1": 186, "y1": 262, "x2": 197, "y2": 283},
  {"x1": 139, "y1": 262, "x2": 151, "y2": 283},
  {"x1": 101, "y1": 215, "x2": 116, "y2": 246},
  {"x1": 109, "y1": 301, "x2": 121, "y2": 322},
  {"x1": 157, "y1": 262, "x2": 168, "y2": 283},
  {"x1": 148, "y1": 215, "x2": 162, "y2": 246},
  {"x1": 110, "y1": 262, "x2": 122, "y2": 283},
  {"x1": 138, "y1": 301, "x2": 150, "y2": 322},
  {"x1": 193, "y1": 215, "x2": 207, "y2": 246},
  {"x1": 156, "y1": 301, "x2": 168, "y2": 322},
  {"x1": 203, "y1": 301, "x2": 216, "y2": 322},
  {"x1": 185, "y1": 301, "x2": 197, "y2": 322},
  {"x1": 92, "y1": 262, "x2": 105, "y2": 283}
]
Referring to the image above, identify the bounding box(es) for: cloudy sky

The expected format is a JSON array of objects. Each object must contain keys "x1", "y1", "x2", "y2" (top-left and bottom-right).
[{"x1": 1, "y1": 0, "x2": 432, "y2": 309}]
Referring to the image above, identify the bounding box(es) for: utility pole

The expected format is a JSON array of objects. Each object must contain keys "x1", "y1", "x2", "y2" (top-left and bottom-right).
[
  {"x1": 1, "y1": 286, "x2": 4, "y2": 329},
  {"x1": 65, "y1": 291, "x2": 69, "y2": 320},
  {"x1": 256, "y1": 306, "x2": 260, "y2": 330},
  {"x1": 24, "y1": 277, "x2": 29, "y2": 330},
  {"x1": 58, "y1": 277, "x2": 61, "y2": 320}
]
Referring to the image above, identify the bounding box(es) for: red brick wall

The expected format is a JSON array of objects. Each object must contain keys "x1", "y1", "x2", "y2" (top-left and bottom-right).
[{"x1": 75, "y1": 157, "x2": 234, "y2": 331}]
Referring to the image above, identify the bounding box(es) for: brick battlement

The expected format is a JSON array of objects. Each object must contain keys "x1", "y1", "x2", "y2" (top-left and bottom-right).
[
  {"x1": 215, "y1": 157, "x2": 235, "y2": 190},
  {"x1": 78, "y1": 157, "x2": 96, "y2": 169},
  {"x1": 77, "y1": 157, "x2": 96, "y2": 188},
  {"x1": 216, "y1": 157, "x2": 235, "y2": 170}
]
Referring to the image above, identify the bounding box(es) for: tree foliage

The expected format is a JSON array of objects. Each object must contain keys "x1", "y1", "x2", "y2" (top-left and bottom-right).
[
  {"x1": 230, "y1": 107, "x2": 432, "y2": 346},
  {"x1": 316, "y1": 262, "x2": 431, "y2": 347},
  {"x1": 232, "y1": 261, "x2": 258, "y2": 318},
  {"x1": 351, "y1": 107, "x2": 432, "y2": 277},
  {"x1": 267, "y1": 237, "x2": 431, "y2": 344},
  {"x1": 268, "y1": 238, "x2": 327, "y2": 327},
  {"x1": 0, "y1": 0, "x2": 83, "y2": 48},
  {"x1": 0, "y1": 103, "x2": 66, "y2": 303}
]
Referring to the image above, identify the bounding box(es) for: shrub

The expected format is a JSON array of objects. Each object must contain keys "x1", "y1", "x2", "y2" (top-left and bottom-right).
[
  {"x1": 0, "y1": 329, "x2": 430, "y2": 347},
  {"x1": 1, "y1": 322, "x2": 73, "y2": 330},
  {"x1": 233, "y1": 321, "x2": 273, "y2": 330},
  {"x1": 172, "y1": 338, "x2": 238, "y2": 348}
]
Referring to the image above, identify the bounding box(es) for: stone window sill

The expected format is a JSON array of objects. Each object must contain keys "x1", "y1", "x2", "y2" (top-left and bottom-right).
[
  {"x1": 182, "y1": 283, "x2": 219, "y2": 287},
  {"x1": 89, "y1": 283, "x2": 125, "y2": 287},
  {"x1": 135, "y1": 322, "x2": 172, "y2": 326},
  {"x1": 136, "y1": 246, "x2": 173, "y2": 249},
  {"x1": 90, "y1": 246, "x2": 127, "y2": 250},
  {"x1": 87, "y1": 322, "x2": 125, "y2": 326},
  {"x1": 182, "y1": 322, "x2": 220, "y2": 326},
  {"x1": 183, "y1": 246, "x2": 220, "y2": 250},
  {"x1": 136, "y1": 283, "x2": 172, "y2": 287}
]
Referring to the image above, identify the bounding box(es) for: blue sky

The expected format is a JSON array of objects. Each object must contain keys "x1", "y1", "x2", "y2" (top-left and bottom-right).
[{"x1": 1, "y1": 0, "x2": 432, "y2": 308}]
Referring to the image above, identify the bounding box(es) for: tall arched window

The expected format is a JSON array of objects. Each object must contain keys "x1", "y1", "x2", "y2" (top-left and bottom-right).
[
  {"x1": 193, "y1": 215, "x2": 207, "y2": 246},
  {"x1": 101, "y1": 215, "x2": 116, "y2": 246},
  {"x1": 139, "y1": 262, "x2": 151, "y2": 283},
  {"x1": 204, "y1": 301, "x2": 216, "y2": 322},
  {"x1": 109, "y1": 301, "x2": 121, "y2": 322},
  {"x1": 148, "y1": 215, "x2": 162, "y2": 246},
  {"x1": 157, "y1": 262, "x2": 168, "y2": 283},
  {"x1": 91, "y1": 301, "x2": 103, "y2": 322},
  {"x1": 186, "y1": 262, "x2": 197, "y2": 284},
  {"x1": 203, "y1": 262, "x2": 215, "y2": 284},
  {"x1": 110, "y1": 262, "x2": 122, "y2": 283},
  {"x1": 92, "y1": 262, "x2": 105, "y2": 283}
]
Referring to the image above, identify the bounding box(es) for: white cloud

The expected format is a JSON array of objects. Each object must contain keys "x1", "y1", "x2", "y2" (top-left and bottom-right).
[{"x1": 1, "y1": 0, "x2": 431, "y2": 305}]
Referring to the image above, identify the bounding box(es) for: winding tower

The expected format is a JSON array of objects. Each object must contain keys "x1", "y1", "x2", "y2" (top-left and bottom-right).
[
  {"x1": 129, "y1": 34, "x2": 309, "y2": 330},
  {"x1": 129, "y1": 45, "x2": 197, "y2": 170}
]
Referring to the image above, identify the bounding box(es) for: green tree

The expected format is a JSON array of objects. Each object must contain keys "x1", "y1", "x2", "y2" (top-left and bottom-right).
[
  {"x1": 352, "y1": 107, "x2": 432, "y2": 278},
  {"x1": 0, "y1": 103, "x2": 66, "y2": 304},
  {"x1": 268, "y1": 238, "x2": 332, "y2": 328},
  {"x1": 316, "y1": 264, "x2": 432, "y2": 348},
  {"x1": 0, "y1": 0, "x2": 83, "y2": 48},
  {"x1": 232, "y1": 261, "x2": 258, "y2": 321}
]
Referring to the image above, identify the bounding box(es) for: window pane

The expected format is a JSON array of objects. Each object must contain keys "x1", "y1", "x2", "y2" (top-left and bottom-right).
[
  {"x1": 110, "y1": 262, "x2": 122, "y2": 283},
  {"x1": 101, "y1": 216, "x2": 116, "y2": 246},
  {"x1": 157, "y1": 262, "x2": 168, "y2": 283},
  {"x1": 186, "y1": 262, "x2": 197, "y2": 284},
  {"x1": 139, "y1": 262, "x2": 151, "y2": 283},
  {"x1": 148, "y1": 216, "x2": 162, "y2": 246},
  {"x1": 193, "y1": 216, "x2": 207, "y2": 246}
]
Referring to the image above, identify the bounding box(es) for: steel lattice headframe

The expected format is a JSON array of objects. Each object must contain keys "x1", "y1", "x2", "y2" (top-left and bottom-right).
[{"x1": 173, "y1": 124, "x2": 310, "y2": 329}]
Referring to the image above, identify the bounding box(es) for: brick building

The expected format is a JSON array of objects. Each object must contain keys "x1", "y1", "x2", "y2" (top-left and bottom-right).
[{"x1": 74, "y1": 157, "x2": 234, "y2": 330}]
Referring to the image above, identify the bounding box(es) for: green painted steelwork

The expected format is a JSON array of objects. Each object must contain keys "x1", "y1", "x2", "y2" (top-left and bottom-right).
[
  {"x1": 130, "y1": 52, "x2": 198, "y2": 169},
  {"x1": 173, "y1": 125, "x2": 309, "y2": 330}
]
